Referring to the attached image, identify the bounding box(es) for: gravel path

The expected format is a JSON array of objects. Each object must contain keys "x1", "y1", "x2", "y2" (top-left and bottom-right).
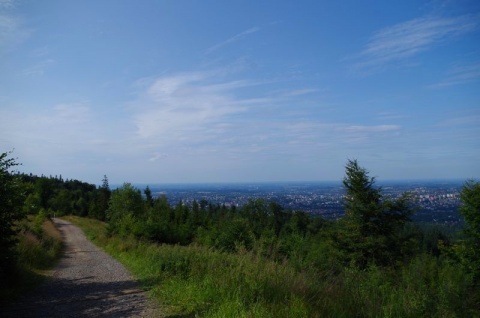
[{"x1": 3, "y1": 218, "x2": 161, "y2": 317}]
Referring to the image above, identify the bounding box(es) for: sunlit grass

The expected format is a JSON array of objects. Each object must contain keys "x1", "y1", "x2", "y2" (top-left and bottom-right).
[{"x1": 67, "y1": 216, "x2": 478, "y2": 317}]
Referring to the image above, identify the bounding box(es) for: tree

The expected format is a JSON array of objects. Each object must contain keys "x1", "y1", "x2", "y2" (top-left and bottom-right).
[
  {"x1": 50, "y1": 189, "x2": 73, "y2": 214},
  {"x1": 336, "y1": 159, "x2": 413, "y2": 268},
  {"x1": 35, "y1": 177, "x2": 54, "y2": 209},
  {"x1": 457, "y1": 180, "x2": 480, "y2": 278},
  {"x1": 460, "y1": 180, "x2": 480, "y2": 244},
  {"x1": 0, "y1": 151, "x2": 25, "y2": 278},
  {"x1": 106, "y1": 183, "x2": 144, "y2": 236},
  {"x1": 92, "y1": 175, "x2": 111, "y2": 220},
  {"x1": 144, "y1": 185, "x2": 154, "y2": 207}
]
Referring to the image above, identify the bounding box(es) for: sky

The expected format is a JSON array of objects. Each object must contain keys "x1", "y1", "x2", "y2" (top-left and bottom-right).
[{"x1": 1, "y1": 0, "x2": 479, "y2": 184}]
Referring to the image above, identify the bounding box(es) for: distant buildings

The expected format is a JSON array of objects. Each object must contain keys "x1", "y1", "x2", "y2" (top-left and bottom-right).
[{"x1": 148, "y1": 181, "x2": 463, "y2": 224}]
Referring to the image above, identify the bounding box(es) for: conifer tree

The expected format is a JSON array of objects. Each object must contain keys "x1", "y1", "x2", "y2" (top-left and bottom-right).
[
  {"x1": 91, "y1": 175, "x2": 110, "y2": 220},
  {"x1": 144, "y1": 185, "x2": 154, "y2": 207},
  {"x1": 458, "y1": 180, "x2": 480, "y2": 279},
  {"x1": 336, "y1": 159, "x2": 412, "y2": 268}
]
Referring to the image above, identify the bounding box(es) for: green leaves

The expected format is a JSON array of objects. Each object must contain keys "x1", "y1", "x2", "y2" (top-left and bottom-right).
[
  {"x1": 106, "y1": 183, "x2": 145, "y2": 236},
  {"x1": 0, "y1": 151, "x2": 25, "y2": 277}
]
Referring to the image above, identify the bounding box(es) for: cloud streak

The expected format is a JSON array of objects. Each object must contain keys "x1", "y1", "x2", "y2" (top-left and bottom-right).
[
  {"x1": 429, "y1": 61, "x2": 480, "y2": 88},
  {"x1": 353, "y1": 15, "x2": 477, "y2": 73},
  {"x1": 0, "y1": 2, "x2": 29, "y2": 53},
  {"x1": 205, "y1": 27, "x2": 260, "y2": 54},
  {"x1": 0, "y1": 0, "x2": 16, "y2": 9},
  {"x1": 133, "y1": 72, "x2": 256, "y2": 141},
  {"x1": 22, "y1": 59, "x2": 55, "y2": 77}
]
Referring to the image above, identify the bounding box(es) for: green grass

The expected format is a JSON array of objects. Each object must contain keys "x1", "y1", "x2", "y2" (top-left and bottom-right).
[
  {"x1": 0, "y1": 215, "x2": 63, "y2": 304},
  {"x1": 65, "y1": 216, "x2": 479, "y2": 317},
  {"x1": 64, "y1": 216, "x2": 316, "y2": 316}
]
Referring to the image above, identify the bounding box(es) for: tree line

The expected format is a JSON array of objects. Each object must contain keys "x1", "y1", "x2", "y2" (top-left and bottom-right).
[
  {"x1": 19, "y1": 173, "x2": 111, "y2": 221},
  {"x1": 1, "y1": 151, "x2": 479, "y2": 286}
]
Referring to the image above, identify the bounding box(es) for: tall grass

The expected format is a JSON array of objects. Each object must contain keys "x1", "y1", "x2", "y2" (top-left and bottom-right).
[
  {"x1": 0, "y1": 215, "x2": 63, "y2": 303},
  {"x1": 66, "y1": 216, "x2": 478, "y2": 317}
]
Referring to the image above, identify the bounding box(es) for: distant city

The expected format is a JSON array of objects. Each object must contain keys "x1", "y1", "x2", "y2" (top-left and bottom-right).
[{"x1": 127, "y1": 180, "x2": 465, "y2": 225}]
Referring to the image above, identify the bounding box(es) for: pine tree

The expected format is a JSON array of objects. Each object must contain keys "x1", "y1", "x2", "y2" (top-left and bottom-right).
[
  {"x1": 144, "y1": 185, "x2": 154, "y2": 207},
  {"x1": 458, "y1": 180, "x2": 480, "y2": 279},
  {"x1": 335, "y1": 159, "x2": 412, "y2": 268}
]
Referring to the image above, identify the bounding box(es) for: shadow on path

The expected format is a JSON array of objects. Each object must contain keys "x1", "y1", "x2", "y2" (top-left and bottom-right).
[
  {"x1": 2, "y1": 218, "x2": 160, "y2": 317},
  {"x1": 2, "y1": 276, "x2": 153, "y2": 317}
]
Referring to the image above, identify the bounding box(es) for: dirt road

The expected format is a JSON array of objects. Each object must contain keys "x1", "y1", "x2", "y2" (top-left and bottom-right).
[{"x1": 3, "y1": 218, "x2": 160, "y2": 317}]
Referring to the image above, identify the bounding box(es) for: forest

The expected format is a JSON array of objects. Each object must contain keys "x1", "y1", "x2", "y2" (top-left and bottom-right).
[{"x1": 1, "y1": 151, "x2": 479, "y2": 316}]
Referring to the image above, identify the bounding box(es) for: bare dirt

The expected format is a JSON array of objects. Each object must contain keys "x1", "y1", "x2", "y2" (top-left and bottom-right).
[{"x1": 3, "y1": 218, "x2": 161, "y2": 317}]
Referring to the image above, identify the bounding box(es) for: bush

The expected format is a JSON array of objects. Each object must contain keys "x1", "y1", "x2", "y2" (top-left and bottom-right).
[{"x1": 0, "y1": 151, "x2": 25, "y2": 279}]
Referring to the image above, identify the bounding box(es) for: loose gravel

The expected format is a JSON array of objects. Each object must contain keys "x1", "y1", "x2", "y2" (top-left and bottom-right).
[{"x1": 3, "y1": 218, "x2": 161, "y2": 317}]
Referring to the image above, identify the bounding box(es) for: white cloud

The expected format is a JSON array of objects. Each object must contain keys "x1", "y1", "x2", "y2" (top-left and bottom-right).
[
  {"x1": 429, "y1": 61, "x2": 480, "y2": 88},
  {"x1": 148, "y1": 152, "x2": 168, "y2": 162},
  {"x1": 353, "y1": 15, "x2": 477, "y2": 73},
  {"x1": 205, "y1": 27, "x2": 260, "y2": 54},
  {"x1": 22, "y1": 59, "x2": 55, "y2": 77},
  {"x1": 0, "y1": 6, "x2": 29, "y2": 53},
  {"x1": 376, "y1": 112, "x2": 407, "y2": 120},
  {"x1": 283, "y1": 122, "x2": 402, "y2": 150},
  {"x1": 133, "y1": 72, "x2": 259, "y2": 140},
  {"x1": 283, "y1": 88, "x2": 319, "y2": 97},
  {"x1": 0, "y1": 0, "x2": 16, "y2": 9},
  {"x1": 53, "y1": 103, "x2": 91, "y2": 122},
  {"x1": 0, "y1": 103, "x2": 101, "y2": 157},
  {"x1": 341, "y1": 125, "x2": 400, "y2": 133},
  {"x1": 436, "y1": 114, "x2": 480, "y2": 127}
]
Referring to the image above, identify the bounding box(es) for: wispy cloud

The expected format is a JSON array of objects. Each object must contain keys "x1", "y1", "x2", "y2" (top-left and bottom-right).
[
  {"x1": 341, "y1": 124, "x2": 400, "y2": 133},
  {"x1": 376, "y1": 112, "x2": 407, "y2": 120},
  {"x1": 435, "y1": 114, "x2": 480, "y2": 128},
  {"x1": 0, "y1": 0, "x2": 16, "y2": 9},
  {"x1": 0, "y1": 103, "x2": 98, "y2": 158},
  {"x1": 148, "y1": 152, "x2": 168, "y2": 162},
  {"x1": 282, "y1": 88, "x2": 319, "y2": 97},
  {"x1": 284, "y1": 122, "x2": 402, "y2": 150},
  {"x1": 130, "y1": 70, "x2": 339, "y2": 165},
  {"x1": 429, "y1": 61, "x2": 480, "y2": 88},
  {"x1": 205, "y1": 27, "x2": 260, "y2": 55},
  {"x1": 0, "y1": 1, "x2": 30, "y2": 53},
  {"x1": 133, "y1": 72, "x2": 261, "y2": 141},
  {"x1": 22, "y1": 59, "x2": 55, "y2": 77},
  {"x1": 353, "y1": 15, "x2": 477, "y2": 73},
  {"x1": 131, "y1": 68, "x2": 407, "y2": 164}
]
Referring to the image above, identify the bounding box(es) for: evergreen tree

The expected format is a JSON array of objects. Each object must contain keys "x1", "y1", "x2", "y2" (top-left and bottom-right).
[
  {"x1": 336, "y1": 159, "x2": 413, "y2": 268},
  {"x1": 458, "y1": 180, "x2": 480, "y2": 279},
  {"x1": 90, "y1": 175, "x2": 111, "y2": 220},
  {"x1": 144, "y1": 185, "x2": 154, "y2": 207}
]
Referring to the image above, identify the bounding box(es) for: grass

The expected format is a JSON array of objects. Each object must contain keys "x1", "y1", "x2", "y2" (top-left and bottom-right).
[
  {"x1": 0, "y1": 214, "x2": 63, "y2": 304},
  {"x1": 65, "y1": 216, "x2": 479, "y2": 317},
  {"x1": 64, "y1": 216, "x2": 315, "y2": 316}
]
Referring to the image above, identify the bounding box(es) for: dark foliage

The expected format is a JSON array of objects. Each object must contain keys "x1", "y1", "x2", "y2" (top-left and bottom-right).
[
  {"x1": 18, "y1": 174, "x2": 110, "y2": 220},
  {"x1": 0, "y1": 151, "x2": 25, "y2": 278},
  {"x1": 335, "y1": 159, "x2": 414, "y2": 268}
]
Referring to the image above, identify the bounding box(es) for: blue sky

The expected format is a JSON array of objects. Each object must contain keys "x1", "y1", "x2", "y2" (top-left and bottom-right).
[{"x1": 1, "y1": 0, "x2": 479, "y2": 184}]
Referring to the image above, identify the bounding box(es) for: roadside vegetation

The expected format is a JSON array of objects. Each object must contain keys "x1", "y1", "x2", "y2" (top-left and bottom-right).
[
  {"x1": 67, "y1": 160, "x2": 479, "y2": 317},
  {"x1": 0, "y1": 152, "x2": 63, "y2": 303},
  {"x1": 0, "y1": 212, "x2": 62, "y2": 303},
  {"x1": 1, "y1": 150, "x2": 479, "y2": 316},
  {"x1": 66, "y1": 214, "x2": 477, "y2": 317}
]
